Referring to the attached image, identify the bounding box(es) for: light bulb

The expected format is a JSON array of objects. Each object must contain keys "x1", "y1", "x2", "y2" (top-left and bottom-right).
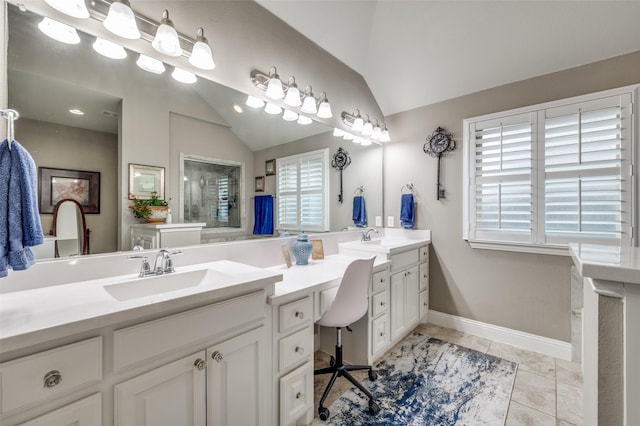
[
  {"x1": 246, "y1": 96, "x2": 265, "y2": 109},
  {"x1": 152, "y1": 10, "x2": 183, "y2": 57},
  {"x1": 44, "y1": 0, "x2": 89, "y2": 19},
  {"x1": 371, "y1": 125, "x2": 382, "y2": 140},
  {"x1": 172, "y1": 68, "x2": 197, "y2": 84},
  {"x1": 283, "y1": 85, "x2": 301, "y2": 107},
  {"x1": 362, "y1": 121, "x2": 373, "y2": 136},
  {"x1": 136, "y1": 54, "x2": 166, "y2": 74},
  {"x1": 103, "y1": 0, "x2": 140, "y2": 39},
  {"x1": 188, "y1": 28, "x2": 215, "y2": 70},
  {"x1": 93, "y1": 37, "x2": 127, "y2": 59},
  {"x1": 265, "y1": 69, "x2": 285, "y2": 100},
  {"x1": 38, "y1": 17, "x2": 80, "y2": 44},
  {"x1": 317, "y1": 99, "x2": 332, "y2": 118},
  {"x1": 352, "y1": 115, "x2": 364, "y2": 132}
]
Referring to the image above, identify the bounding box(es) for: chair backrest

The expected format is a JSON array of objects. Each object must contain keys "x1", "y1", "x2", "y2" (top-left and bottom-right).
[{"x1": 316, "y1": 257, "x2": 375, "y2": 328}]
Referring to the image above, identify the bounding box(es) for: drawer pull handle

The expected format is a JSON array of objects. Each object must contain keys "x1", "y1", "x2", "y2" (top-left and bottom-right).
[
  {"x1": 379, "y1": 332, "x2": 384, "y2": 337},
  {"x1": 379, "y1": 278, "x2": 386, "y2": 283},
  {"x1": 43, "y1": 370, "x2": 62, "y2": 388},
  {"x1": 294, "y1": 346, "x2": 304, "y2": 355},
  {"x1": 295, "y1": 311, "x2": 304, "y2": 319},
  {"x1": 296, "y1": 392, "x2": 304, "y2": 400},
  {"x1": 379, "y1": 301, "x2": 386, "y2": 306},
  {"x1": 211, "y1": 351, "x2": 224, "y2": 363},
  {"x1": 194, "y1": 358, "x2": 206, "y2": 371}
]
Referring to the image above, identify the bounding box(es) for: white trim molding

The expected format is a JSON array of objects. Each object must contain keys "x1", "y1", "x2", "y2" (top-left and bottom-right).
[{"x1": 428, "y1": 310, "x2": 572, "y2": 360}]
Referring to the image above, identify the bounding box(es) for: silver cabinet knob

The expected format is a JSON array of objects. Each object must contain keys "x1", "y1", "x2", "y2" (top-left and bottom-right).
[
  {"x1": 294, "y1": 346, "x2": 304, "y2": 355},
  {"x1": 194, "y1": 358, "x2": 206, "y2": 371},
  {"x1": 379, "y1": 331, "x2": 384, "y2": 337},
  {"x1": 211, "y1": 351, "x2": 224, "y2": 363},
  {"x1": 379, "y1": 301, "x2": 386, "y2": 306},
  {"x1": 43, "y1": 370, "x2": 62, "y2": 388},
  {"x1": 295, "y1": 311, "x2": 304, "y2": 319},
  {"x1": 295, "y1": 392, "x2": 304, "y2": 400}
]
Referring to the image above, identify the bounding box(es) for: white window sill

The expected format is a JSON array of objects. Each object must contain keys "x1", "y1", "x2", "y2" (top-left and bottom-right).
[{"x1": 466, "y1": 240, "x2": 570, "y2": 256}]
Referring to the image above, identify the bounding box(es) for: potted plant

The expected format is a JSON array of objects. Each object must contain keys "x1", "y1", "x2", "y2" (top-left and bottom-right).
[{"x1": 130, "y1": 192, "x2": 169, "y2": 223}]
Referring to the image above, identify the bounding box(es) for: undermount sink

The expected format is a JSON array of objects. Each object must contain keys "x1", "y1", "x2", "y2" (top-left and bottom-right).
[
  {"x1": 103, "y1": 268, "x2": 230, "y2": 301},
  {"x1": 361, "y1": 239, "x2": 396, "y2": 246}
]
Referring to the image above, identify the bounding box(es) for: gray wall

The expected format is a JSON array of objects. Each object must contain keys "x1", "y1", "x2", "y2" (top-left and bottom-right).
[
  {"x1": 16, "y1": 118, "x2": 118, "y2": 254},
  {"x1": 384, "y1": 51, "x2": 640, "y2": 342}
]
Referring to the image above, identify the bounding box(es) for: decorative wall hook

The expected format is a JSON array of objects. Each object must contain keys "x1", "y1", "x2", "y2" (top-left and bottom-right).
[
  {"x1": 423, "y1": 126, "x2": 456, "y2": 200},
  {"x1": 331, "y1": 147, "x2": 351, "y2": 203}
]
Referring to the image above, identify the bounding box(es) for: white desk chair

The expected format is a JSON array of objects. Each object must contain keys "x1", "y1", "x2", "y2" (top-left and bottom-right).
[{"x1": 314, "y1": 257, "x2": 380, "y2": 421}]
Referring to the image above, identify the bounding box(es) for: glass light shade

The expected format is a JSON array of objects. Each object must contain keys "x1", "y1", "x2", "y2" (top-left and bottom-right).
[
  {"x1": 300, "y1": 95, "x2": 317, "y2": 114},
  {"x1": 342, "y1": 132, "x2": 354, "y2": 141},
  {"x1": 189, "y1": 29, "x2": 215, "y2": 70},
  {"x1": 264, "y1": 103, "x2": 282, "y2": 115},
  {"x1": 283, "y1": 86, "x2": 301, "y2": 107},
  {"x1": 353, "y1": 136, "x2": 364, "y2": 144},
  {"x1": 362, "y1": 121, "x2": 373, "y2": 136},
  {"x1": 282, "y1": 110, "x2": 299, "y2": 122},
  {"x1": 371, "y1": 125, "x2": 382, "y2": 140},
  {"x1": 93, "y1": 37, "x2": 127, "y2": 59},
  {"x1": 172, "y1": 68, "x2": 197, "y2": 84},
  {"x1": 38, "y1": 18, "x2": 80, "y2": 44},
  {"x1": 246, "y1": 95, "x2": 265, "y2": 108},
  {"x1": 152, "y1": 11, "x2": 183, "y2": 57},
  {"x1": 297, "y1": 115, "x2": 312, "y2": 125},
  {"x1": 265, "y1": 78, "x2": 285, "y2": 100},
  {"x1": 45, "y1": 0, "x2": 89, "y2": 19},
  {"x1": 317, "y1": 100, "x2": 332, "y2": 118},
  {"x1": 360, "y1": 138, "x2": 373, "y2": 146},
  {"x1": 352, "y1": 116, "x2": 364, "y2": 132},
  {"x1": 136, "y1": 54, "x2": 165, "y2": 74},
  {"x1": 333, "y1": 128, "x2": 344, "y2": 137},
  {"x1": 103, "y1": 0, "x2": 140, "y2": 39},
  {"x1": 380, "y1": 129, "x2": 391, "y2": 142}
]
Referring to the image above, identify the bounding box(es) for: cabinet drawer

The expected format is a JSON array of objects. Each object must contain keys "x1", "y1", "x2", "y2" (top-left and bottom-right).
[
  {"x1": 279, "y1": 327, "x2": 313, "y2": 372},
  {"x1": 279, "y1": 295, "x2": 313, "y2": 334},
  {"x1": 420, "y1": 290, "x2": 429, "y2": 319},
  {"x1": 114, "y1": 290, "x2": 265, "y2": 372},
  {"x1": 18, "y1": 393, "x2": 102, "y2": 426},
  {"x1": 419, "y1": 262, "x2": 428, "y2": 292},
  {"x1": 371, "y1": 270, "x2": 388, "y2": 293},
  {"x1": 371, "y1": 314, "x2": 389, "y2": 356},
  {"x1": 390, "y1": 249, "x2": 418, "y2": 272},
  {"x1": 419, "y1": 246, "x2": 429, "y2": 264},
  {"x1": 1, "y1": 337, "x2": 102, "y2": 415},
  {"x1": 371, "y1": 290, "x2": 388, "y2": 318},
  {"x1": 279, "y1": 362, "x2": 313, "y2": 426}
]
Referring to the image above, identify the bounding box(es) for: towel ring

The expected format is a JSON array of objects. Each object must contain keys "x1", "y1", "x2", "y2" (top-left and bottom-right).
[
  {"x1": 354, "y1": 186, "x2": 365, "y2": 195},
  {"x1": 401, "y1": 183, "x2": 414, "y2": 194}
]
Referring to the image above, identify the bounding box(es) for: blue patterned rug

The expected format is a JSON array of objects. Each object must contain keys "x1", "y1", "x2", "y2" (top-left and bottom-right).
[{"x1": 313, "y1": 331, "x2": 517, "y2": 425}]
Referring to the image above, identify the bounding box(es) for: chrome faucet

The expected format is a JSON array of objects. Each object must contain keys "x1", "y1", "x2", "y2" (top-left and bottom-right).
[
  {"x1": 361, "y1": 228, "x2": 379, "y2": 242},
  {"x1": 154, "y1": 249, "x2": 177, "y2": 275},
  {"x1": 128, "y1": 255, "x2": 154, "y2": 277}
]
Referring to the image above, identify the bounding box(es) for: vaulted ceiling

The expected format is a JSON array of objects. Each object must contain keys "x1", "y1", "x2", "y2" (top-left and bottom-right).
[{"x1": 257, "y1": 0, "x2": 640, "y2": 116}]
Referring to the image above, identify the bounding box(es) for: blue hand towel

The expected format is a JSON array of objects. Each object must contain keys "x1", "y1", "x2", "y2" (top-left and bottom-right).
[
  {"x1": 253, "y1": 195, "x2": 274, "y2": 235},
  {"x1": 0, "y1": 139, "x2": 44, "y2": 277},
  {"x1": 400, "y1": 193, "x2": 415, "y2": 229},
  {"x1": 352, "y1": 195, "x2": 367, "y2": 227}
]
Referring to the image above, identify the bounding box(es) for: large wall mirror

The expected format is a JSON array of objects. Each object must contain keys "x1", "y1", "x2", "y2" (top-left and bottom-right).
[{"x1": 5, "y1": 2, "x2": 383, "y2": 259}]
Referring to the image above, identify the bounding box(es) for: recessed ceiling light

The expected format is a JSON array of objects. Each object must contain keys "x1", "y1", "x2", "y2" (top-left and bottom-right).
[
  {"x1": 69, "y1": 109, "x2": 85, "y2": 115},
  {"x1": 233, "y1": 104, "x2": 243, "y2": 114}
]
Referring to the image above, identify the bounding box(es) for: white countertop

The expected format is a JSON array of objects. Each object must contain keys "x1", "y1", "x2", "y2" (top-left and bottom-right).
[
  {"x1": 268, "y1": 254, "x2": 391, "y2": 305},
  {"x1": 569, "y1": 243, "x2": 640, "y2": 285},
  {"x1": 0, "y1": 260, "x2": 281, "y2": 354}
]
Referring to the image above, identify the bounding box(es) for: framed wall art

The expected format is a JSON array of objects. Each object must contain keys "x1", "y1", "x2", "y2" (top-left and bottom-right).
[
  {"x1": 265, "y1": 159, "x2": 276, "y2": 176},
  {"x1": 38, "y1": 167, "x2": 100, "y2": 214},
  {"x1": 129, "y1": 163, "x2": 165, "y2": 200},
  {"x1": 255, "y1": 176, "x2": 265, "y2": 192}
]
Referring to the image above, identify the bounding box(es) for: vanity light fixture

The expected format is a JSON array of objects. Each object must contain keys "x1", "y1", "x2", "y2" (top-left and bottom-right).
[
  {"x1": 265, "y1": 67, "x2": 285, "y2": 100},
  {"x1": 351, "y1": 110, "x2": 364, "y2": 132},
  {"x1": 44, "y1": 0, "x2": 89, "y2": 19},
  {"x1": 297, "y1": 115, "x2": 312, "y2": 125},
  {"x1": 38, "y1": 17, "x2": 81, "y2": 44},
  {"x1": 283, "y1": 77, "x2": 302, "y2": 107},
  {"x1": 245, "y1": 95, "x2": 265, "y2": 109},
  {"x1": 282, "y1": 110, "x2": 299, "y2": 122},
  {"x1": 171, "y1": 67, "x2": 197, "y2": 84},
  {"x1": 371, "y1": 119, "x2": 382, "y2": 140},
  {"x1": 361, "y1": 116, "x2": 373, "y2": 136},
  {"x1": 264, "y1": 103, "x2": 283, "y2": 115},
  {"x1": 380, "y1": 125, "x2": 391, "y2": 142},
  {"x1": 136, "y1": 54, "x2": 166, "y2": 75},
  {"x1": 188, "y1": 28, "x2": 215, "y2": 70},
  {"x1": 317, "y1": 92, "x2": 333, "y2": 119},
  {"x1": 152, "y1": 10, "x2": 183, "y2": 57},
  {"x1": 300, "y1": 86, "x2": 318, "y2": 115},
  {"x1": 103, "y1": 0, "x2": 141, "y2": 40},
  {"x1": 93, "y1": 37, "x2": 127, "y2": 59}
]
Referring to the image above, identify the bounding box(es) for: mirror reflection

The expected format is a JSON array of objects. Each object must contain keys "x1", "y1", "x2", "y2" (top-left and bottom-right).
[
  {"x1": 51, "y1": 198, "x2": 89, "y2": 257},
  {"x1": 6, "y1": 3, "x2": 383, "y2": 260}
]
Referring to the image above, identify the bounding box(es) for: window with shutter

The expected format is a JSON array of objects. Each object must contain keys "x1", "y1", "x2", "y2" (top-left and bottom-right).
[
  {"x1": 464, "y1": 85, "x2": 636, "y2": 253},
  {"x1": 276, "y1": 149, "x2": 329, "y2": 232}
]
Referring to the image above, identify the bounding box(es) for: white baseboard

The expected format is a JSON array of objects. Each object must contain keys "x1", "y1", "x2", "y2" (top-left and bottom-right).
[{"x1": 427, "y1": 310, "x2": 572, "y2": 360}]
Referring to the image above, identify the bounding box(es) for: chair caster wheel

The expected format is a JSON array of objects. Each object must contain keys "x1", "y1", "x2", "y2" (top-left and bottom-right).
[
  {"x1": 369, "y1": 401, "x2": 380, "y2": 415},
  {"x1": 368, "y1": 369, "x2": 378, "y2": 381},
  {"x1": 319, "y1": 406, "x2": 330, "y2": 421},
  {"x1": 329, "y1": 356, "x2": 335, "y2": 367}
]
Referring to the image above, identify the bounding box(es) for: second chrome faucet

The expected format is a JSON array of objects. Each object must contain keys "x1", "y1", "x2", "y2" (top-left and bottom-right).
[
  {"x1": 129, "y1": 249, "x2": 182, "y2": 277},
  {"x1": 361, "y1": 228, "x2": 379, "y2": 242}
]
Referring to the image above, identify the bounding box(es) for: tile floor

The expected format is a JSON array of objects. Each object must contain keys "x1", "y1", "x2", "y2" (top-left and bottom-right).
[{"x1": 313, "y1": 323, "x2": 584, "y2": 425}]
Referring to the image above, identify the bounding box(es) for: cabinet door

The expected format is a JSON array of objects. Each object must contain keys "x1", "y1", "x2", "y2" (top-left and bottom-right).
[
  {"x1": 404, "y1": 266, "x2": 419, "y2": 327},
  {"x1": 114, "y1": 351, "x2": 206, "y2": 426},
  {"x1": 19, "y1": 393, "x2": 101, "y2": 426},
  {"x1": 207, "y1": 326, "x2": 267, "y2": 426},
  {"x1": 419, "y1": 290, "x2": 429, "y2": 320},
  {"x1": 390, "y1": 272, "x2": 405, "y2": 341},
  {"x1": 371, "y1": 314, "x2": 389, "y2": 356}
]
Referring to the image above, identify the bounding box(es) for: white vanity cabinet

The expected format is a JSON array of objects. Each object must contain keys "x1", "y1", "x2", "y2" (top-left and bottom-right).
[
  {"x1": 419, "y1": 246, "x2": 429, "y2": 320},
  {"x1": 18, "y1": 393, "x2": 102, "y2": 426},
  {"x1": 390, "y1": 264, "x2": 419, "y2": 341}
]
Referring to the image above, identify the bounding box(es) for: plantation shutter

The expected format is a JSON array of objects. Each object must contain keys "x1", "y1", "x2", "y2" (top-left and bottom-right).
[
  {"x1": 543, "y1": 94, "x2": 632, "y2": 245},
  {"x1": 470, "y1": 113, "x2": 535, "y2": 242},
  {"x1": 277, "y1": 149, "x2": 329, "y2": 232},
  {"x1": 218, "y1": 175, "x2": 229, "y2": 222}
]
